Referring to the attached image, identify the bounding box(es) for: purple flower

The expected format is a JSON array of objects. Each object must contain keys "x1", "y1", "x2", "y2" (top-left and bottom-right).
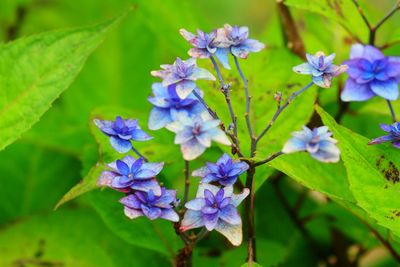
[
  {"x1": 282, "y1": 126, "x2": 340, "y2": 163},
  {"x1": 151, "y1": 57, "x2": 215, "y2": 99},
  {"x1": 192, "y1": 153, "x2": 249, "y2": 186},
  {"x1": 147, "y1": 83, "x2": 205, "y2": 130},
  {"x1": 167, "y1": 112, "x2": 231, "y2": 161},
  {"x1": 98, "y1": 155, "x2": 163, "y2": 195},
  {"x1": 293, "y1": 52, "x2": 348, "y2": 88},
  {"x1": 180, "y1": 184, "x2": 249, "y2": 246},
  {"x1": 94, "y1": 116, "x2": 152, "y2": 153},
  {"x1": 180, "y1": 29, "x2": 231, "y2": 69},
  {"x1": 214, "y1": 24, "x2": 265, "y2": 60},
  {"x1": 341, "y1": 44, "x2": 400, "y2": 101},
  {"x1": 120, "y1": 188, "x2": 179, "y2": 222},
  {"x1": 369, "y1": 122, "x2": 400, "y2": 149}
]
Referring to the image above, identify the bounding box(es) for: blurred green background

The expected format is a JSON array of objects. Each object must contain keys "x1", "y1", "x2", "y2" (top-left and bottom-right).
[{"x1": 1, "y1": 0, "x2": 400, "y2": 266}]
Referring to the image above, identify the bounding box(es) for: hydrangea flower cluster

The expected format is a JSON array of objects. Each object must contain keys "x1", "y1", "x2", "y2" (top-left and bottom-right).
[
  {"x1": 341, "y1": 44, "x2": 400, "y2": 101},
  {"x1": 95, "y1": 117, "x2": 179, "y2": 222},
  {"x1": 283, "y1": 126, "x2": 340, "y2": 163},
  {"x1": 369, "y1": 122, "x2": 400, "y2": 148},
  {"x1": 293, "y1": 52, "x2": 348, "y2": 88}
]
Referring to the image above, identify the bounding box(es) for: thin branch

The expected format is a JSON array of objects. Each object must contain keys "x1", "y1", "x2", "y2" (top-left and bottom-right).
[
  {"x1": 193, "y1": 90, "x2": 218, "y2": 120},
  {"x1": 374, "y1": 0, "x2": 400, "y2": 31},
  {"x1": 132, "y1": 147, "x2": 148, "y2": 162},
  {"x1": 234, "y1": 56, "x2": 257, "y2": 157},
  {"x1": 244, "y1": 165, "x2": 257, "y2": 264},
  {"x1": 183, "y1": 160, "x2": 190, "y2": 204},
  {"x1": 351, "y1": 0, "x2": 373, "y2": 30},
  {"x1": 256, "y1": 82, "x2": 314, "y2": 144},
  {"x1": 387, "y1": 100, "x2": 397, "y2": 122},
  {"x1": 254, "y1": 151, "x2": 284, "y2": 167},
  {"x1": 210, "y1": 56, "x2": 239, "y2": 148}
]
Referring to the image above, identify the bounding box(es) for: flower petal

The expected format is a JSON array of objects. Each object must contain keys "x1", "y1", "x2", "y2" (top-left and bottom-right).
[
  {"x1": 340, "y1": 78, "x2": 375, "y2": 102},
  {"x1": 180, "y1": 210, "x2": 204, "y2": 231},
  {"x1": 293, "y1": 63, "x2": 312, "y2": 75},
  {"x1": 180, "y1": 139, "x2": 206, "y2": 161},
  {"x1": 282, "y1": 137, "x2": 307, "y2": 153},
  {"x1": 160, "y1": 209, "x2": 180, "y2": 222},
  {"x1": 141, "y1": 204, "x2": 162, "y2": 220},
  {"x1": 370, "y1": 79, "x2": 399, "y2": 100},
  {"x1": 110, "y1": 136, "x2": 132, "y2": 153},
  {"x1": 148, "y1": 108, "x2": 172, "y2": 130},
  {"x1": 185, "y1": 198, "x2": 206, "y2": 211},
  {"x1": 214, "y1": 48, "x2": 231, "y2": 69},
  {"x1": 124, "y1": 207, "x2": 143, "y2": 219},
  {"x1": 219, "y1": 204, "x2": 241, "y2": 225},
  {"x1": 131, "y1": 179, "x2": 162, "y2": 196},
  {"x1": 231, "y1": 188, "x2": 250, "y2": 207},
  {"x1": 176, "y1": 80, "x2": 197, "y2": 99},
  {"x1": 214, "y1": 220, "x2": 243, "y2": 246}
]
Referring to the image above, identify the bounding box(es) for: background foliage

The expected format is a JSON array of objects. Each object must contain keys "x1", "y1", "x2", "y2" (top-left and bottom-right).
[{"x1": 0, "y1": 0, "x2": 400, "y2": 266}]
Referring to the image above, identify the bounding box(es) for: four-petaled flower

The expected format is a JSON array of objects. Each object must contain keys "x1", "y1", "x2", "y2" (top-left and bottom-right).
[
  {"x1": 151, "y1": 57, "x2": 215, "y2": 99},
  {"x1": 215, "y1": 24, "x2": 265, "y2": 61},
  {"x1": 180, "y1": 184, "x2": 249, "y2": 246},
  {"x1": 98, "y1": 155, "x2": 163, "y2": 195},
  {"x1": 148, "y1": 83, "x2": 204, "y2": 130},
  {"x1": 341, "y1": 44, "x2": 400, "y2": 101},
  {"x1": 282, "y1": 126, "x2": 340, "y2": 163},
  {"x1": 167, "y1": 112, "x2": 231, "y2": 160},
  {"x1": 120, "y1": 188, "x2": 179, "y2": 222},
  {"x1": 94, "y1": 116, "x2": 152, "y2": 153},
  {"x1": 192, "y1": 153, "x2": 249, "y2": 186},
  {"x1": 180, "y1": 29, "x2": 231, "y2": 69},
  {"x1": 369, "y1": 122, "x2": 400, "y2": 149},
  {"x1": 293, "y1": 52, "x2": 348, "y2": 88}
]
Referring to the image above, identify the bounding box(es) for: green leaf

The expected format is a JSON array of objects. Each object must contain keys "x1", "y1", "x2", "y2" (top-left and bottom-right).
[
  {"x1": 0, "y1": 207, "x2": 169, "y2": 267},
  {"x1": 0, "y1": 12, "x2": 124, "y2": 151},
  {"x1": 269, "y1": 153, "x2": 354, "y2": 202},
  {"x1": 316, "y1": 105, "x2": 400, "y2": 238},
  {"x1": 0, "y1": 142, "x2": 81, "y2": 225},
  {"x1": 89, "y1": 188, "x2": 180, "y2": 256},
  {"x1": 283, "y1": 0, "x2": 368, "y2": 42}
]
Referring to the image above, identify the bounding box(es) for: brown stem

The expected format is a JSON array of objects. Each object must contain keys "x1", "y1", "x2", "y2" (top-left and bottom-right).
[
  {"x1": 276, "y1": 0, "x2": 306, "y2": 59},
  {"x1": 183, "y1": 160, "x2": 190, "y2": 204},
  {"x1": 244, "y1": 165, "x2": 257, "y2": 264}
]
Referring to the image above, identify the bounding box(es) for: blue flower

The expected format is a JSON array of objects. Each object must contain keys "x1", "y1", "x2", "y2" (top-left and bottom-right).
[
  {"x1": 341, "y1": 44, "x2": 400, "y2": 101},
  {"x1": 282, "y1": 126, "x2": 340, "y2": 163},
  {"x1": 214, "y1": 24, "x2": 265, "y2": 61},
  {"x1": 94, "y1": 116, "x2": 152, "y2": 153},
  {"x1": 369, "y1": 122, "x2": 400, "y2": 149},
  {"x1": 147, "y1": 83, "x2": 205, "y2": 130},
  {"x1": 180, "y1": 184, "x2": 249, "y2": 246},
  {"x1": 180, "y1": 28, "x2": 231, "y2": 69},
  {"x1": 192, "y1": 153, "x2": 249, "y2": 186},
  {"x1": 98, "y1": 155, "x2": 163, "y2": 195},
  {"x1": 293, "y1": 52, "x2": 348, "y2": 88},
  {"x1": 120, "y1": 188, "x2": 179, "y2": 222},
  {"x1": 151, "y1": 57, "x2": 215, "y2": 99},
  {"x1": 167, "y1": 112, "x2": 231, "y2": 161}
]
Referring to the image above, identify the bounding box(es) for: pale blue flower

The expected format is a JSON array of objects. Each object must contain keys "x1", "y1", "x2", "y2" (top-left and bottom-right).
[
  {"x1": 282, "y1": 126, "x2": 340, "y2": 163},
  {"x1": 369, "y1": 122, "x2": 400, "y2": 149},
  {"x1": 94, "y1": 116, "x2": 152, "y2": 153},
  {"x1": 97, "y1": 155, "x2": 163, "y2": 195},
  {"x1": 120, "y1": 188, "x2": 179, "y2": 222},
  {"x1": 167, "y1": 112, "x2": 231, "y2": 160},
  {"x1": 151, "y1": 57, "x2": 215, "y2": 99},
  {"x1": 147, "y1": 83, "x2": 204, "y2": 130},
  {"x1": 293, "y1": 52, "x2": 348, "y2": 88},
  {"x1": 341, "y1": 44, "x2": 400, "y2": 101},
  {"x1": 180, "y1": 28, "x2": 231, "y2": 69},
  {"x1": 180, "y1": 183, "x2": 249, "y2": 246},
  {"x1": 192, "y1": 153, "x2": 249, "y2": 186}
]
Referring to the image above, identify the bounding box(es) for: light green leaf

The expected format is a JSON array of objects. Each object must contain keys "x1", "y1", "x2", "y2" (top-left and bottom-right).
[
  {"x1": 89, "y1": 188, "x2": 180, "y2": 257},
  {"x1": 0, "y1": 142, "x2": 81, "y2": 225},
  {"x1": 0, "y1": 207, "x2": 170, "y2": 267},
  {"x1": 0, "y1": 12, "x2": 124, "y2": 151},
  {"x1": 316, "y1": 105, "x2": 400, "y2": 238}
]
